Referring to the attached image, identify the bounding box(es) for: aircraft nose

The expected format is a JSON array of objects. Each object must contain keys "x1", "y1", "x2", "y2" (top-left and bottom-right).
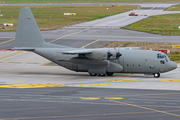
[{"x1": 168, "y1": 61, "x2": 177, "y2": 70}]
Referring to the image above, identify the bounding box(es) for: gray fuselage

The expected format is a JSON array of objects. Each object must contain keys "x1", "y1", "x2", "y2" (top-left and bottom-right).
[{"x1": 34, "y1": 47, "x2": 177, "y2": 75}]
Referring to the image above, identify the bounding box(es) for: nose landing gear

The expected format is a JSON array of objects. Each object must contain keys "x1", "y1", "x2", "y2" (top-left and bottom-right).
[{"x1": 153, "y1": 73, "x2": 160, "y2": 78}]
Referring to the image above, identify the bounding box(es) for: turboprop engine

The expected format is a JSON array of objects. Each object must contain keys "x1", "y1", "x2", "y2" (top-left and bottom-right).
[{"x1": 85, "y1": 48, "x2": 122, "y2": 60}]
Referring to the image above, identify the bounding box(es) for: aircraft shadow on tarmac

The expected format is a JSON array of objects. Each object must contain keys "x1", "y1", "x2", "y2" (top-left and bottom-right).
[{"x1": 14, "y1": 71, "x2": 157, "y2": 78}]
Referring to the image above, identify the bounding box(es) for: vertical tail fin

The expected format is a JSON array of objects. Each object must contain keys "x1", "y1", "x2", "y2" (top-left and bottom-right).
[{"x1": 14, "y1": 7, "x2": 46, "y2": 48}]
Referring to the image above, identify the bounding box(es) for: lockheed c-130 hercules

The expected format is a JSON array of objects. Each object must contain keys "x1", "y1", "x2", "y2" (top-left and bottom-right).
[{"x1": 12, "y1": 7, "x2": 177, "y2": 78}]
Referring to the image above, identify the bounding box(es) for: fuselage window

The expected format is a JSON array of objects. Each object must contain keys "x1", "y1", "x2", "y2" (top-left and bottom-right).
[{"x1": 160, "y1": 60, "x2": 165, "y2": 64}]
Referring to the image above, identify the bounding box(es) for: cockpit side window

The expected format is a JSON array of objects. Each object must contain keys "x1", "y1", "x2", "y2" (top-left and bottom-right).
[{"x1": 160, "y1": 60, "x2": 165, "y2": 64}]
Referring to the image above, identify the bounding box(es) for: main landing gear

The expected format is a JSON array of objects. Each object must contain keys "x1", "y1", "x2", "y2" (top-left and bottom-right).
[
  {"x1": 89, "y1": 72, "x2": 114, "y2": 77},
  {"x1": 153, "y1": 73, "x2": 160, "y2": 78}
]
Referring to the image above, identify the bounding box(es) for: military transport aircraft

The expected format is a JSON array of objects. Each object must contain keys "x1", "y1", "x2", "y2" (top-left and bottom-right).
[{"x1": 12, "y1": 7, "x2": 177, "y2": 78}]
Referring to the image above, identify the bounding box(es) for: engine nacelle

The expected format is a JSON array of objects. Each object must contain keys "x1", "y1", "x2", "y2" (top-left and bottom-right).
[{"x1": 85, "y1": 49, "x2": 121, "y2": 60}]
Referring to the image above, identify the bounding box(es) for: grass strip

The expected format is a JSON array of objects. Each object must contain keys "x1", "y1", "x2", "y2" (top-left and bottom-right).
[
  {"x1": 3, "y1": 0, "x2": 180, "y2": 3},
  {"x1": 166, "y1": 4, "x2": 180, "y2": 11},
  {"x1": 122, "y1": 4, "x2": 180, "y2": 35},
  {"x1": 0, "y1": 5, "x2": 137, "y2": 31},
  {"x1": 123, "y1": 13, "x2": 180, "y2": 35}
]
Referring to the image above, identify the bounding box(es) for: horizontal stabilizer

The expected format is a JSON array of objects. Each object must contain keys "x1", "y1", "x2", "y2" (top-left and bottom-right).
[
  {"x1": 11, "y1": 47, "x2": 35, "y2": 51},
  {"x1": 62, "y1": 49, "x2": 92, "y2": 55}
]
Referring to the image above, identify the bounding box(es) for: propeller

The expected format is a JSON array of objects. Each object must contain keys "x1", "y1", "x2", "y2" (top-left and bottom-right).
[
  {"x1": 107, "y1": 49, "x2": 113, "y2": 67},
  {"x1": 107, "y1": 51, "x2": 113, "y2": 60},
  {"x1": 116, "y1": 52, "x2": 122, "y2": 59},
  {"x1": 116, "y1": 48, "x2": 122, "y2": 64}
]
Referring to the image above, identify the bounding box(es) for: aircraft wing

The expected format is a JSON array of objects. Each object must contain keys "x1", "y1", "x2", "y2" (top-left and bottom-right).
[{"x1": 62, "y1": 49, "x2": 92, "y2": 55}]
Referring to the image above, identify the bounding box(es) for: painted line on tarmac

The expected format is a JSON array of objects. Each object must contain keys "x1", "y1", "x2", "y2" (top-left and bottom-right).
[
  {"x1": 137, "y1": 5, "x2": 157, "y2": 15},
  {"x1": 0, "y1": 39, "x2": 24, "y2": 60},
  {"x1": 80, "y1": 97, "x2": 100, "y2": 100},
  {"x1": 0, "y1": 83, "x2": 109, "y2": 88},
  {"x1": 0, "y1": 50, "x2": 20, "y2": 52},
  {"x1": 0, "y1": 38, "x2": 14, "y2": 45},
  {"x1": 41, "y1": 61, "x2": 53, "y2": 66},
  {"x1": 48, "y1": 28, "x2": 90, "y2": 43},
  {"x1": 110, "y1": 92, "x2": 180, "y2": 97},
  {"x1": 0, "y1": 50, "x2": 24, "y2": 60},
  {"x1": 80, "y1": 39, "x2": 98, "y2": 48},
  {"x1": 110, "y1": 100, "x2": 180, "y2": 118},
  {"x1": 104, "y1": 97, "x2": 123, "y2": 100},
  {"x1": 65, "y1": 26, "x2": 120, "y2": 28},
  {"x1": 107, "y1": 79, "x2": 139, "y2": 82},
  {"x1": 80, "y1": 96, "x2": 124, "y2": 100},
  {"x1": 159, "y1": 80, "x2": 180, "y2": 82},
  {"x1": 0, "y1": 62, "x2": 44, "y2": 65}
]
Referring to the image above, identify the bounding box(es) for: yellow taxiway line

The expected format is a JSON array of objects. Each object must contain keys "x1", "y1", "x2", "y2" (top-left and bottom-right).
[
  {"x1": 80, "y1": 97, "x2": 100, "y2": 100},
  {"x1": 0, "y1": 38, "x2": 14, "y2": 45},
  {"x1": 0, "y1": 39, "x2": 24, "y2": 60},
  {"x1": 110, "y1": 100, "x2": 180, "y2": 118},
  {"x1": 0, "y1": 83, "x2": 109, "y2": 89},
  {"x1": 160, "y1": 80, "x2": 180, "y2": 82},
  {"x1": 0, "y1": 50, "x2": 24, "y2": 60},
  {"x1": 80, "y1": 40, "x2": 99, "y2": 48},
  {"x1": 107, "y1": 79, "x2": 139, "y2": 82},
  {"x1": 48, "y1": 28, "x2": 90, "y2": 43}
]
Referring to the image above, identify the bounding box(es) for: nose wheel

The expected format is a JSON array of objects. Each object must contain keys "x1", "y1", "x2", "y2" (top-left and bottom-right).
[{"x1": 153, "y1": 73, "x2": 160, "y2": 78}]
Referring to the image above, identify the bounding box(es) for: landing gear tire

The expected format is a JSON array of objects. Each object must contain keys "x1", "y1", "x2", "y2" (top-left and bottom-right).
[
  {"x1": 153, "y1": 73, "x2": 160, "y2": 78},
  {"x1": 106, "y1": 72, "x2": 114, "y2": 76},
  {"x1": 98, "y1": 74, "x2": 106, "y2": 77},
  {"x1": 89, "y1": 73, "x2": 97, "y2": 76}
]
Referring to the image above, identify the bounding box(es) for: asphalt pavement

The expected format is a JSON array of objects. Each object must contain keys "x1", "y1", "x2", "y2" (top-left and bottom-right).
[{"x1": 0, "y1": 87, "x2": 180, "y2": 120}]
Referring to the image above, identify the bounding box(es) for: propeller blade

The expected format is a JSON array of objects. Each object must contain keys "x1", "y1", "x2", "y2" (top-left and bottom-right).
[
  {"x1": 116, "y1": 52, "x2": 122, "y2": 59},
  {"x1": 107, "y1": 52, "x2": 113, "y2": 60}
]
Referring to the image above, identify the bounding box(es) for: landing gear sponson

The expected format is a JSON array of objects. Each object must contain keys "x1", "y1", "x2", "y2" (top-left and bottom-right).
[
  {"x1": 89, "y1": 72, "x2": 114, "y2": 77},
  {"x1": 90, "y1": 72, "x2": 161, "y2": 78}
]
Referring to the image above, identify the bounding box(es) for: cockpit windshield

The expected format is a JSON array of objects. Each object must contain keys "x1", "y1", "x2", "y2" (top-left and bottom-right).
[
  {"x1": 157, "y1": 53, "x2": 170, "y2": 62},
  {"x1": 162, "y1": 54, "x2": 170, "y2": 62},
  {"x1": 165, "y1": 54, "x2": 170, "y2": 62}
]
